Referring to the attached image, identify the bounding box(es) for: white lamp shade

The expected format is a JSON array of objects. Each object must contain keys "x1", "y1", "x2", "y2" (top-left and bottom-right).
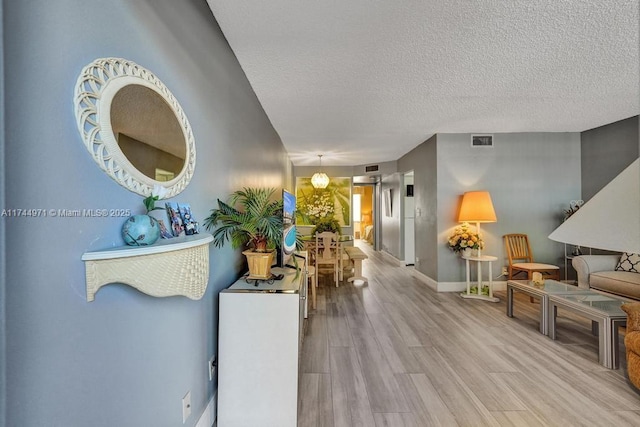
[
  {"x1": 311, "y1": 172, "x2": 329, "y2": 189},
  {"x1": 548, "y1": 158, "x2": 640, "y2": 254}
]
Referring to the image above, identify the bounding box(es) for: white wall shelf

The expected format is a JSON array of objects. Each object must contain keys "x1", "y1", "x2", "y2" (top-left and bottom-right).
[{"x1": 81, "y1": 234, "x2": 213, "y2": 301}]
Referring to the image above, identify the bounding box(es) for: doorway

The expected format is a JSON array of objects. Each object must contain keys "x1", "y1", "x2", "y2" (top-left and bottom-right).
[{"x1": 353, "y1": 184, "x2": 375, "y2": 247}]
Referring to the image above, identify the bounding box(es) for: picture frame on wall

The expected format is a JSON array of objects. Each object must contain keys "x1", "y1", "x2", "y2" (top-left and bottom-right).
[
  {"x1": 295, "y1": 177, "x2": 352, "y2": 226},
  {"x1": 384, "y1": 188, "x2": 393, "y2": 217}
]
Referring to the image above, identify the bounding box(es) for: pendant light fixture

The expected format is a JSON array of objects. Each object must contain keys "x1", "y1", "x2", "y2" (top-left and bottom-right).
[{"x1": 311, "y1": 154, "x2": 330, "y2": 189}]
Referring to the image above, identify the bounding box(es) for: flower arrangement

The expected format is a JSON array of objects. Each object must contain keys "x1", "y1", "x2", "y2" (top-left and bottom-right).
[
  {"x1": 563, "y1": 199, "x2": 583, "y2": 221},
  {"x1": 447, "y1": 222, "x2": 484, "y2": 253},
  {"x1": 300, "y1": 190, "x2": 335, "y2": 224},
  {"x1": 311, "y1": 216, "x2": 342, "y2": 235}
]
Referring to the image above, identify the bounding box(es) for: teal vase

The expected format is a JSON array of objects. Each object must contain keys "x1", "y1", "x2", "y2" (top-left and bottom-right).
[{"x1": 122, "y1": 214, "x2": 160, "y2": 246}]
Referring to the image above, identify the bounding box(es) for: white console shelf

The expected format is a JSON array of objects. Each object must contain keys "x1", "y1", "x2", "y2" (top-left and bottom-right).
[{"x1": 81, "y1": 234, "x2": 213, "y2": 301}]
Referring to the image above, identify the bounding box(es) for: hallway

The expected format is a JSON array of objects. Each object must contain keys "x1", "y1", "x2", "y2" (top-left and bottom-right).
[{"x1": 298, "y1": 242, "x2": 640, "y2": 426}]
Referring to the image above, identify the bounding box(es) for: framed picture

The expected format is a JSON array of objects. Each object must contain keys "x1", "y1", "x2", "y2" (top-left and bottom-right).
[
  {"x1": 295, "y1": 177, "x2": 352, "y2": 226},
  {"x1": 383, "y1": 188, "x2": 393, "y2": 217}
]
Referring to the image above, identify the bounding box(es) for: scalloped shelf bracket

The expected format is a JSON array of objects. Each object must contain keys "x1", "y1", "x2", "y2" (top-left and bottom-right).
[{"x1": 81, "y1": 234, "x2": 213, "y2": 302}]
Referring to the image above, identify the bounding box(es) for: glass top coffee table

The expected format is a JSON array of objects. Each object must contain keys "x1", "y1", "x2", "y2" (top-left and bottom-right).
[
  {"x1": 548, "y1": 292, "x2": 627, "y2": 369},
  {"x1": 506, "y1": 279, "x2": 592, "y2": 335}
]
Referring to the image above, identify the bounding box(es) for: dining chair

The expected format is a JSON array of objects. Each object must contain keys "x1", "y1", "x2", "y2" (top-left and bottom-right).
[
  {"x1": 504, "y1": 233, "x2": 560, "y2": 281},
  {"x1": 315, "y1": 231, "x2": 340, "y2": 287}
]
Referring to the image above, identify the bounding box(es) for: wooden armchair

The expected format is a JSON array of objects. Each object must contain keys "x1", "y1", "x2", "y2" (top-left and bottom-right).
[{"x1": 504, "y1": 234, "x2": 560, "y2": 281}]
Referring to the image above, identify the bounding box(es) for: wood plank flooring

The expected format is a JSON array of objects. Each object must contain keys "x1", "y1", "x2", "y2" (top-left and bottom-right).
[{"x1": 298, "y1": 241, "x2": 640, "y2": 426}]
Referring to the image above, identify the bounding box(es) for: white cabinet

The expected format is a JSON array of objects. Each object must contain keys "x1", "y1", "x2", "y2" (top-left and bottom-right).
[{"x1": 217, "y1": 267, "x2": 306, "y2": 427}]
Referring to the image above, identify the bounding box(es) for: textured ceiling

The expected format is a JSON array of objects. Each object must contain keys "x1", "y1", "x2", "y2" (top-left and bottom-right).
[{"x1": 207, "y1": 0, "x2": 639, "y2": 166}]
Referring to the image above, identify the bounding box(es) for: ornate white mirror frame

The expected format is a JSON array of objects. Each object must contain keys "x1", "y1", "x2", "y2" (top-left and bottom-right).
[{"x1": 74, "y1": 57, "x2": 196, "y2": 197}]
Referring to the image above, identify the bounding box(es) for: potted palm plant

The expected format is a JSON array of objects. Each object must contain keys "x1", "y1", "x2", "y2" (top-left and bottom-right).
[{"x1": 204, "y1": 187, "x2": 283, "y2": 279}]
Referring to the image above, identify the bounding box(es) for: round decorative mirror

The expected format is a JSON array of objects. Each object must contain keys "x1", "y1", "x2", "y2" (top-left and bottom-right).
[{"x1": 74, "y1": 58, "x2": 195, "y2": 197}]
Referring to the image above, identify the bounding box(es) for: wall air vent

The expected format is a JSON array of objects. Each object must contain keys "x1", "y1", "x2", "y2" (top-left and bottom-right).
[
  {"x1": 365, "y1": 165, "x2": 379, "y2": 172},
  {"x1": 471, "y1": 134, "x2": 493, "y2": 147}
]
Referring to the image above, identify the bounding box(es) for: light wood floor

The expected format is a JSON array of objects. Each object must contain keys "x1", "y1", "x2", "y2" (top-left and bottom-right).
[{"x1": 298, "y1": 241, "x2": 640, "y2": 427}]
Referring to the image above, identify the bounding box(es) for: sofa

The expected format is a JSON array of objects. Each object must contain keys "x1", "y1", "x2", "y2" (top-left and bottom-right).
[
  {"x1": 574, "y1": 255, "x2": 640, "y2": 391},
  {"x1": 572, "y1": 254, "x2": 640, "y2": 300},
  {"x1": 621, "y1": 302, "x2": 640, "y2": 391}
]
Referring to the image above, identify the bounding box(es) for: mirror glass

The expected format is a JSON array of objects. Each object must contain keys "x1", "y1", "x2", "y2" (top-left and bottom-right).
[
  {"x1": 111, "y1": 85, "x2": 186, "y2": 181},
  {"x1": 74, "y1": 57, "x2": 195, "y2": 198}
]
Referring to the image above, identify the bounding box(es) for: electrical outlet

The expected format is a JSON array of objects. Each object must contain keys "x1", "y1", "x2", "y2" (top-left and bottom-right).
[
  {"x1": 182, "y1": 391, "x2": 191, "y2": 424},
  {"x1": 501, "y1": 266, "x2": 508, "y2": 276},
  {"x1": 208, "y1": 356, "x2": 216, "y2": 381}
]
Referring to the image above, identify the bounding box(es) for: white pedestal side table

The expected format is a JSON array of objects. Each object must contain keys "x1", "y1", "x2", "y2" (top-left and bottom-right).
[{"x1": 461, "y1": 254, "x2": 500, "y2": 302}]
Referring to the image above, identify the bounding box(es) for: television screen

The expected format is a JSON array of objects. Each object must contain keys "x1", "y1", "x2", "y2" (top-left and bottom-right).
[{"x1": 281, "y1": 189, "x2": 297, "y2": 268}]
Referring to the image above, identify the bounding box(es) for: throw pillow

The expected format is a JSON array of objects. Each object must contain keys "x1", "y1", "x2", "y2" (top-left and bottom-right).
[{"x1": 615, "y1": 252, "x2": 640, "y2": 273}]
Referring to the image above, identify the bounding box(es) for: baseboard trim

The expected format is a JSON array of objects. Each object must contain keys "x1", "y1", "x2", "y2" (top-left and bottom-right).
[
  {"x1": 196, "y1": 391, "x2": 216, "y2": 427},
  {"x1": 410, "y1": 269, "x2": 508, "y2": 293},
  {"x1": 411, "y1": 269, "x2": 437, "y2": 291},
  {"x1": 437, "y1": 281, "x2": 466, "y2": 292},
  {"x1": 493, "y1": 280, "x2": 507, "y2": 291},
  {"x1": 380, "y1": 250, "x2": 404, "y2": 266}
]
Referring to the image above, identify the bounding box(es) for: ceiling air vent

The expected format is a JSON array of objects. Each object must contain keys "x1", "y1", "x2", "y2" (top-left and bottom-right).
[
  {"x1": 365, "y1": 164, "x2": 379, "y2": 172},
  {"x1": 471, "y1": 134, "x2": 493, "y2": 147}
]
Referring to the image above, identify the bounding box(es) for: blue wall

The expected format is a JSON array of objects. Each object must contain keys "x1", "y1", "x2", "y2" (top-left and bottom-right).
[
  {"x1": 435, "y1": 133, "x2": 581, "y2": 283},
  {"x1": 399, "y1": 132, "x2": 582, "y2": 285},
  {"x1": 3, "y1": 0, "x2": 289, "y2": 425},
  {"x1": 0, "y1": 1, "x2": 6, "y2": 425}
]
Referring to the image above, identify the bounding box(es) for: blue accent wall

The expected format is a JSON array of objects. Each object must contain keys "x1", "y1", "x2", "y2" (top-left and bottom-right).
[
  {"x1": 400, "y1": 132, "x2": 582, "y2": 284},
  {"x1": 3, "y1": 1, "x2": 289, "y2": 425},
  {"x1": 0, "y1": 1, "x2": 6, "y2": 425}
]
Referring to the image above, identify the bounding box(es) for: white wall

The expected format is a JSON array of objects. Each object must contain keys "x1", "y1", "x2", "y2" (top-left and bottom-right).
[
  {"x1": 398, "y1": 135, "x2": 438, "y2": 279},
  {"x1": 380, "y1": 173, "x2": 402, "y2": 257}
]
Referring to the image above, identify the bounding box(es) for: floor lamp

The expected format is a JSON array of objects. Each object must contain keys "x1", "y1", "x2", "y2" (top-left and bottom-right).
[
  {"x1": 457, "y1": 191, "x2": 497, "y2": 257},
  {"x1": 457, "y1": 190, "x2": 499, "y2": 302}
]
